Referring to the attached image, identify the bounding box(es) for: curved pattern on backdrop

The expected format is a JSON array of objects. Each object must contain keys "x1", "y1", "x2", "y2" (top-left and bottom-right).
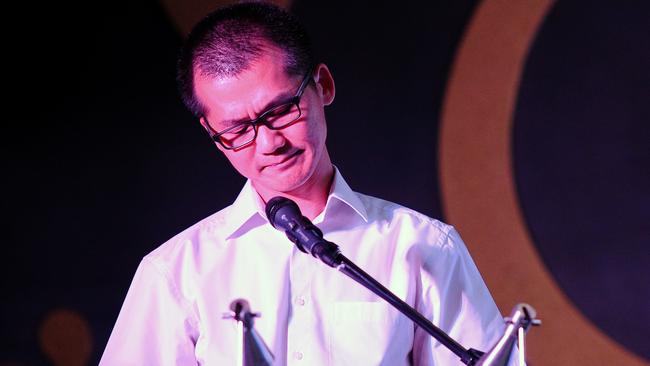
[{"x1": 439, "y1": 0, "x2": 646, "y2": 365}]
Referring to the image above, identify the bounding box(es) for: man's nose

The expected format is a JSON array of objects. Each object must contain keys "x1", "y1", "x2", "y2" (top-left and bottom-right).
[{"x1": 255, "y1": 124, "x2": 286, "y2": 153}]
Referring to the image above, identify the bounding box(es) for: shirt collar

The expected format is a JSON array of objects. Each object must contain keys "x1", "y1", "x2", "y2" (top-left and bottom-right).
[
  {"x1": 316, "y1": 166, "x2": 368, "y2": 224},
  {"x1": 221, "y1": 179, "x2": 266, "y2": 240},
  {"x1": 222, "y1": 166, "x2": 368, "y2": 239}
]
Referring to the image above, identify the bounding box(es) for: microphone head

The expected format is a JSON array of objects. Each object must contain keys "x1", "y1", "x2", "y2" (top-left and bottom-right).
[
  {"x1": 264, "y1": 196, "x2": 339, "y2": 265},
  {"x1": 265, "y1": 196, "x2": 300, "y2": 229}
]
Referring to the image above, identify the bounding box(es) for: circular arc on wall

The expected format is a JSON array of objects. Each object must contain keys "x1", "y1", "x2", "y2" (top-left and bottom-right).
[{"x1": 438, "y1": 0, "x2": 646, "y2": 364}]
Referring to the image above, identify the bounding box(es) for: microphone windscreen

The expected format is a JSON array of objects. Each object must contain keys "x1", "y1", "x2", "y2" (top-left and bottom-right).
[{"x1": 265, "y1": 196, "x2": 299, "y2": 228}]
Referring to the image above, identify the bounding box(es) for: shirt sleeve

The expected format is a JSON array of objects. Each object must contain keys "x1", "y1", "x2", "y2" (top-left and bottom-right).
[
  {"x1": 412, "y1": 226, "x2": 516, "y2": 366},
  {"x1": 100, "y1": 257, "x2": 200, "y2": 366}
]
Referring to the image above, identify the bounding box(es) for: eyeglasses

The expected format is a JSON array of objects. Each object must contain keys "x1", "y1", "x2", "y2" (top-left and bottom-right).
[{"x1": 203, "y1": 69, "x2": 313, "y2": 150}]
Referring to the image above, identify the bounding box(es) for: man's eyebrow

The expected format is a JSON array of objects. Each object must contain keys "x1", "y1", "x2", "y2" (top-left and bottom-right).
[{"x1": 217, "y1": 91, "x2": 295, "y2": 128}]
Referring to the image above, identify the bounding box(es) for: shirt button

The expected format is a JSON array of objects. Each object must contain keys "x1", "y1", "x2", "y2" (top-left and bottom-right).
[
  {"x1": 296, "y1": 297, "x2": 305, "y2": 306},
  {"x1": 293, "y1": 351, "x2": 304, "y2": 360}
]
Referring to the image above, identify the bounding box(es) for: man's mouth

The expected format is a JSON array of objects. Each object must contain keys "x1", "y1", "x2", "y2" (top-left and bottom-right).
[{"x1": 265, "y1": 150, "x2": 303, "y2": 169}]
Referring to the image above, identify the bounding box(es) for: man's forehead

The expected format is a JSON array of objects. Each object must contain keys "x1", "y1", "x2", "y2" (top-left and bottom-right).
[
  {"x1": 193, "y1": 62, "x2": 294, "y2": 102},
  {"x1": 193, "y1": 60, "x2": 297, "y2": 104},
  {"x1": 193, "y1": 57, "x2": 300, "y2": 126}
]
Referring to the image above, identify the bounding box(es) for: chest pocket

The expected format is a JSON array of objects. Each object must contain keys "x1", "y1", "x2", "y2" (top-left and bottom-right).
[{"x1": 327, "y1": 301, "x2": 410, "y2": 366}]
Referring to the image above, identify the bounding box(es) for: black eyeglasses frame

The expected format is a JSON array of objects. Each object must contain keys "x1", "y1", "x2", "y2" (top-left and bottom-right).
[{"x1": 202, "y1": 68, "x2": 314, "y2": 150}]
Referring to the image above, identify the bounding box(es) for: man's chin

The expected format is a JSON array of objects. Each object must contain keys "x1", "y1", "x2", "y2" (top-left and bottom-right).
[{"x1": 255, "y1": 174, "x2": 312, "y2": 196}]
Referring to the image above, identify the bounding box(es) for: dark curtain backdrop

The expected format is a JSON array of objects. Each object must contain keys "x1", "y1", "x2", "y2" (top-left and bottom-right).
[{"x1": 2, "y1": 0, "x2": 648, "y2": 364}]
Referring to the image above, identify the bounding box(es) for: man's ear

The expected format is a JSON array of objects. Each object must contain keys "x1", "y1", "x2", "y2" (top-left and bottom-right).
[
  {"x1": 199, "y1": 116, "x2": 209, "y2": 130},
  {"x1": 313, "y1": 63, "x2": 335, "y2": 106}
]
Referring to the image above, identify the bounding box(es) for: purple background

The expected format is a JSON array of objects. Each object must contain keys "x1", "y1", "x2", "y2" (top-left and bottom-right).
[{"x1": 2, "y1": 0, "x2": 648, "y2": 363}]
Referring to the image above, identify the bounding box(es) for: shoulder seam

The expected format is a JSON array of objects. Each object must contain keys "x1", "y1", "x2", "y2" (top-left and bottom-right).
[{"x1": 142, "y1": 256, "x2": 200, "y2": 329}]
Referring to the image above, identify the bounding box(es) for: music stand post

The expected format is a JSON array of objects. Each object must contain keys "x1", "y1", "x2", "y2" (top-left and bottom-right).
[{"x1": 223, "y1": 299, "x2": 275, "y2": 366}]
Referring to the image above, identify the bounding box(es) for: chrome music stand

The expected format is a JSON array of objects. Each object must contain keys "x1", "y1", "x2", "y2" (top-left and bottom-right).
[
  {"x1": 223, "y1": 299, "x2": 275, "y2": 366},
  {"x1": 476, "y1": 303, "x2": 541, "y2": 366}
]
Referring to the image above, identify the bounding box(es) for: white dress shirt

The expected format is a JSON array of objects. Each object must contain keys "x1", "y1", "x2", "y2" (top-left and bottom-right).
[{"x1": 100, "y1": 169, "x2": 508, "y2": 365}]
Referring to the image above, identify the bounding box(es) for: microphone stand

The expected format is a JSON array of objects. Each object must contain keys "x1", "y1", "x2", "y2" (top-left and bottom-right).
[
  {"x1": 304, "y1": 240, "x2": 543, "y2": 365},
  {"x1": 317, "y1": 244, "x2": 483, "y2": 365},
  {"x1": 266, "y1": 196, "x2": 540, "y2": 365}
]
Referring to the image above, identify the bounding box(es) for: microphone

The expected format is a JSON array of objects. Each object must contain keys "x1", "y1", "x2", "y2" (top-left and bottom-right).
[{"x1": 265, "y1": 196, "x2": 341, "y2": 267}]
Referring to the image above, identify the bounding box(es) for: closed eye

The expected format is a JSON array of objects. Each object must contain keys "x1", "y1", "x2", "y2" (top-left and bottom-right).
[
  {"x1": 267, "y1": 103, "x2": 293, "y2": 117},
  {"x1": 229, "y1": 124, "x2": 253, "y2": 135}
]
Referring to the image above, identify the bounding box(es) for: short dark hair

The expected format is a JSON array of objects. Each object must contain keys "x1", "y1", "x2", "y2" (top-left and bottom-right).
[{"x1": 177, "y1": 2, "x2": 315, "y2": 117}]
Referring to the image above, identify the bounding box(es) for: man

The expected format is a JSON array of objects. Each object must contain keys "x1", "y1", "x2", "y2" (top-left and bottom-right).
[{"x1": 101, "y1": 2, "x2": 508, "y2": 365}]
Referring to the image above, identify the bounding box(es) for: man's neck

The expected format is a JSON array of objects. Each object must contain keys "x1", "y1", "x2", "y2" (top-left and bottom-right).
[{"x1": 254, "y1": 163, "x2": 335, "y2": 220}]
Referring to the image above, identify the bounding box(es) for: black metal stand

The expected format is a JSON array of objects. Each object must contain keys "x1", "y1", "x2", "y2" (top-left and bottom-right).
[
  {"x1": 316, "y1": 242, "x2": 540, "y2": 366},
  {"x1": 265, "y1": 196, "x2": 540, "y2": 365},
  {"x1": 324, "y1": 248, "x2": 484, "y2": 365}
]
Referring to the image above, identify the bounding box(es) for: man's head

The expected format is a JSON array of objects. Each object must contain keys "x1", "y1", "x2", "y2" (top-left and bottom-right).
[
  {"x1": 177, "y1": 2, "x2": 315, "y2": 118},
  {"x1": 177, "y1": 2, "x2": 336, "y2": 202}
]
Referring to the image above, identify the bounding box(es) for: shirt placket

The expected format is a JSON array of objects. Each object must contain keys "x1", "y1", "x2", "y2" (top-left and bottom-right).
[{"x1": 287, "y1": 245, "x2": 318, "y2": 365}]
